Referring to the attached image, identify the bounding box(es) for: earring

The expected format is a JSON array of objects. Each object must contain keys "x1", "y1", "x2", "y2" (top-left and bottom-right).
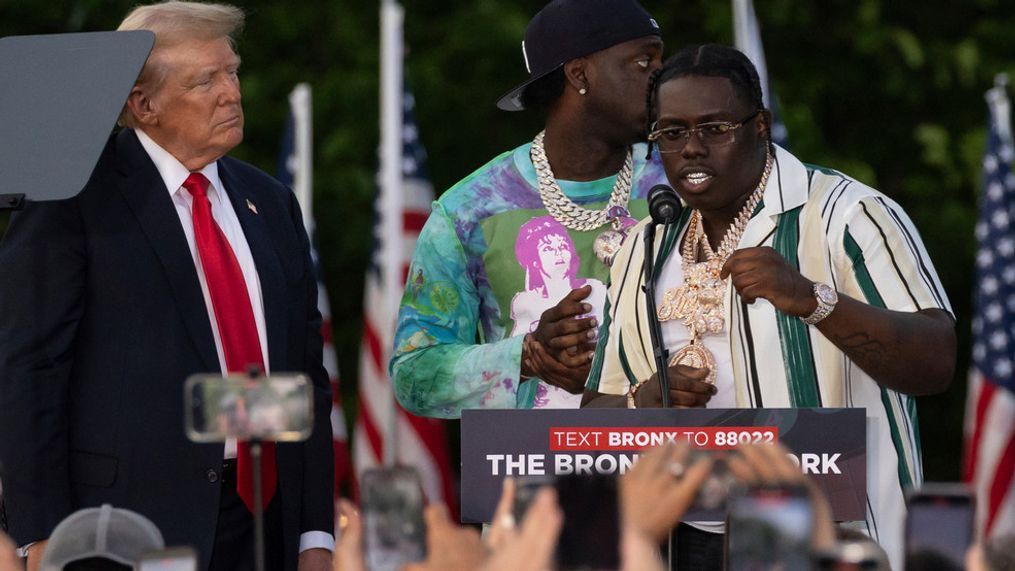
[{"x1": 578, "y1": 87, "x2": 587, "y2": 95}]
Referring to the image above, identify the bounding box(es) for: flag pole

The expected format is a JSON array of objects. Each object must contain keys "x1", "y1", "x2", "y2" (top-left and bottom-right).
[
  {"x1": 380, "y1": 0, "x2": 405, "y2": 467},
  {"x1": 987, "y1": 73, "x2": 1011, "y2": 146},
  {"x1": 732, "y1": 0, "x2": 789, "y2": 147},
  {"x1": 288, "y1": 83, "x2": 314, "y2": 223},
  {"x1": 732, "y1": 0, "x2": 770, "y2": 108}
]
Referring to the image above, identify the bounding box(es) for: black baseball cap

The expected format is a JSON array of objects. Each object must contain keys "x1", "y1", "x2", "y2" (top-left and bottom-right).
[{"x1": 496, "y1": 0, "x2": 661, "y2": 111}]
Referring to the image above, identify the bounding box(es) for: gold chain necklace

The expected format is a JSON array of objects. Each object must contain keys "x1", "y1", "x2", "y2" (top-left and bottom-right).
[{"x1": 656, "y1": 153, "x2": 774, "y2": 384}]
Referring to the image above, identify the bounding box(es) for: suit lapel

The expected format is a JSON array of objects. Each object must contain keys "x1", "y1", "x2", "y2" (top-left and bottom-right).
[
  {"x1": 113, "y1": 130, "x2": 219, "y2": 371},
  {"x1": 218, "y1": 160, "x2": 288, "y2": 372}
]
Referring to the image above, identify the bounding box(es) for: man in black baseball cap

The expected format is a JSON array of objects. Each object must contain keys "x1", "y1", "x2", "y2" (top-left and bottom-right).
[
  {"x1": 391, "y1": 0, "x2": 665, "y2": 430},
  {"x1": 497, "y1": 0, "x2": 661, "y2": 111}
]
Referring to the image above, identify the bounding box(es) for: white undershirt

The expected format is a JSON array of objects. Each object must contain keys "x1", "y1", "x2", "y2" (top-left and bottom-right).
[
  {"x1": 654, "y1": 246, "x2": 737, "y2": 409},
  {"x1": 653, "y1": 231, "x2": 733, "y2": 535},
  {"x1": 136, "y1": 129, "x2": 268, "y2": 461}
]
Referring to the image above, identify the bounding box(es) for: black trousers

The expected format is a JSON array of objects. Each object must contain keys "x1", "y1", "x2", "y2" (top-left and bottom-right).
[{"x1": 208, "y1": 460, "x2": 285, "y2": 571}]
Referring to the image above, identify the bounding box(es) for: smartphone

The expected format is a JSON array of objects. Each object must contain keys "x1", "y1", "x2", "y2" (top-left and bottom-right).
[
  {"x1": 184, "y1": 373, "x2": 313, "y2": 442},
  {"x1": 814, "y1": 539, "x2": 889, "y2": 570},
  {"x1": 726, "y1": 484, "x2": 813, "y2": 571},
  {"x1": 554, "y1": 473, "x2": 620, "y2": 571},
  {"x1": 137, "y1": 547, "x2": 198, "y2": 571},
  {"x1": 692, "y1": 449, "x2": 732, "y2": 512},
  {"x1": 511, "y1": 474, "x2": 556, "y2": 524},
  {"x1": 904, "y1": 483, "x2": 974, "y2": 571},
  {"x1": 360, "y1": 466, "x2": 426, "y2": 571}
]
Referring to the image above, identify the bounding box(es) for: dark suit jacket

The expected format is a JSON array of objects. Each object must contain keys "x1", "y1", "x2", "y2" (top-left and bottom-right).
[{"x1": 0, "y1": 129, "x2": 334, "y2": 570}]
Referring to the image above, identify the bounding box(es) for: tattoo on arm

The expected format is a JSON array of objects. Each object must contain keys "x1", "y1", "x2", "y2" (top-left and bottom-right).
[{"x1": 832, "y1": 332, "x2": 887, "y2": 370}]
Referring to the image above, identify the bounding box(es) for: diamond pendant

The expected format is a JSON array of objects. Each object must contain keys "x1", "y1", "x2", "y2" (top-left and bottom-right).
[
  {"x1": 593, "y1": 207, "x2": 638, "y2": 266},
  {"x1": 669, "y1": 341, "x2": 717, "y2": 385},
  {"x1": 593, "y1": 228, "x2": 627, "y2": 266}
]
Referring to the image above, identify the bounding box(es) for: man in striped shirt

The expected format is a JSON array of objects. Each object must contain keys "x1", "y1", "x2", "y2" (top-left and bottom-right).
[{"x1": 584, "y1": 44, "x2": 956, "y2": 569}]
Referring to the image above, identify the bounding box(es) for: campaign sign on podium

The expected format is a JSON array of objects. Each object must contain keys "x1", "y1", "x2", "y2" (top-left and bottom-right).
[{"x1": 461, "y1": 407, "x2": 865, "y2": 523}]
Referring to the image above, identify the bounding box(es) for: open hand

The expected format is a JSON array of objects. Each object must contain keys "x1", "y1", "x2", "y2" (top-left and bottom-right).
[
  {"x1": 483, "y1": 487, "x2": 562, "y2": 571},
  {"x1": 726, "y1": 442, "x2": 837, "y2": 551},
  {"x1": 402, "y1": 504, "x2": 487, "y2": 571},
  {"x1": 621, "y1": 443, "x2": 713, "y2": 543}
]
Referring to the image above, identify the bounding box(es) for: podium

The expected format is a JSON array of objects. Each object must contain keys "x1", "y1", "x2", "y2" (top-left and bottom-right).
[{"x1": 460, "y1": 407, "x2": 867, "y2": 523}]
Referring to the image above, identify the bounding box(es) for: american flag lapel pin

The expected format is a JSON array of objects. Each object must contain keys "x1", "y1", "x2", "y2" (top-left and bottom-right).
[{"x1": 246, "y1": 199, "x2": 257, "y2": 214}]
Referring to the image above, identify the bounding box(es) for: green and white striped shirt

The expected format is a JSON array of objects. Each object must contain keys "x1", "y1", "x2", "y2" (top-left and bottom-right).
[{"x1": 587, "y1": 146, "x2": 952, "y2": 569}]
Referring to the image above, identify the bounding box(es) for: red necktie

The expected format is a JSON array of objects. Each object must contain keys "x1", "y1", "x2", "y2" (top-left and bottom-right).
[{"x1": 183, "y1": 172, "x2": 277, "y2": 512}]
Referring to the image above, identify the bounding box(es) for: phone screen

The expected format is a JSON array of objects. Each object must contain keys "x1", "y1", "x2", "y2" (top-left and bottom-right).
[
  {"x1": 361, "y1": 467, "x2": 426, "y2": 571},
  {"x1": 138, "y1": 558, "x2": 196, "y2": 571},
  {"x1": 512, "y1": 475, "x2": 556, "y2": 524},
  {"x1": 727, "y1": 485, "x2": 813, "y2": 571},
  {"x1": 905, "y1": 489, "x2": 974, "y2": 570},
  {"x1": 138, "y1": 547, "x2": 197, "y2": 571},
  {"x1": 554, "y1": 473, "x2": 620, "y2": 571},
  {"x1": 184, "y1": 373, "x2": 313, "y2": 442}
]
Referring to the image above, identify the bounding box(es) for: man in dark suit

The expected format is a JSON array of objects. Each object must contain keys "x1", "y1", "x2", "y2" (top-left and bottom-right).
[{"x1": 0, "y1": 3, "x2": 333, "y2": 570}]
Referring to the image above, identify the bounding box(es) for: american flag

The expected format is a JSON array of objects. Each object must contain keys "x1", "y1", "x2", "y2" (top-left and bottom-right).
[
  {"x1": 276, "y1": 84, "x2": 354, "y2": 497},
  {"x1": 732, "y1": 0, "x2": 789, "y2": 148},
  {"x1": 964, "y1": 75, "x2": 1015, "y2": 540},
  {"x1": 353, "y1": 84, "x2": 456, "y2": 513}
]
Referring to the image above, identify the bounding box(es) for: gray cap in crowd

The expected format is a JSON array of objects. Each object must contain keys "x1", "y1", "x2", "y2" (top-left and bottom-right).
[{"x1": 39, "y1": 504, "x2": 165, "y2": 570}]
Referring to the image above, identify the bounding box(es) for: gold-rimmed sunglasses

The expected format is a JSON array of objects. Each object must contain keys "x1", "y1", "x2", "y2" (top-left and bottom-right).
[{"x1": 648, "y1": 110, "x2": 761, "y2": 153}]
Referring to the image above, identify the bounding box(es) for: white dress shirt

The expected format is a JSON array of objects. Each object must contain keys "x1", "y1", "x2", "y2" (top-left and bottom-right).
[{"x1": 135, "y1": 129, "x2": 333, "y2": 553}]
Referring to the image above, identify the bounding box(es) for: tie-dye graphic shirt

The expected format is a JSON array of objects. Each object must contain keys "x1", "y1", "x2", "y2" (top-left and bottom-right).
[{"x1": 390, "y1": 142, "x2": 667, "y2": 418}]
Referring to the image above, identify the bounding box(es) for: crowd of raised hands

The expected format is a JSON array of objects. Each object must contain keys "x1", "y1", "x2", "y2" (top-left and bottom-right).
[
  {"x1": 333, "y1": 441, "x2": 841, "y2": 571},
  {"x1": 335, "y1": 478, "x2": 563, "y2": 571},
  {"x1": 4, "y1": 441, "x2": 1007, "y2": 570}
]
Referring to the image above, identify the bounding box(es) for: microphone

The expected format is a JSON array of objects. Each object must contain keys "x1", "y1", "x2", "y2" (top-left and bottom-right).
[
  {"x1": 641, "y1": 184, "x2": 680, "y2": 409},
  {"x1": 648, "y1": 184, "x2": 680, "y2": 224}
]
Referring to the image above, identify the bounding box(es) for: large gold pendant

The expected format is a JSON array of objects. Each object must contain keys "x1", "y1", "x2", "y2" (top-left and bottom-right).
[
  {"x1": 669, "y1": 341, "x2": 717, "y2": 385},
  {"x1": 657, "y1": 262, "x2": 726, "y2": 336}
]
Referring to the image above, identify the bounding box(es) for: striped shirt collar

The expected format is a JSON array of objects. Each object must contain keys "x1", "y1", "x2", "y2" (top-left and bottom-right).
[{"x1": 759, "y1": 144, "x2": 810, "y2": 216}]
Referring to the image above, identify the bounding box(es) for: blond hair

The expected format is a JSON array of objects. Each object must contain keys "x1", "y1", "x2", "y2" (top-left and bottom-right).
[{"x1": 117, "y1": 1, "x2": 244, "y2": 127}]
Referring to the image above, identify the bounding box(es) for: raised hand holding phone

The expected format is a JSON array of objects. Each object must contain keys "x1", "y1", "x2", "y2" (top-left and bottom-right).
[
  {"x1": 359, "y1": 467, "x2": 426, "y2": 571},
  {"x1": 905, "y1": 483, "x2": 975, "y2": 570}
]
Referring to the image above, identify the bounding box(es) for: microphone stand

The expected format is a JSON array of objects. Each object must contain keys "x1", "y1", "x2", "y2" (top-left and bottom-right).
[
  {"x1": 641, "y1": 219, "x2": 678, "y2": 569},
  {"x1": 641, "y1": 221, "x2": 671, "y2": 409}
]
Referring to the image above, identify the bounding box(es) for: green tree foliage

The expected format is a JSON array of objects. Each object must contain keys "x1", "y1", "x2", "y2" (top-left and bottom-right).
[{"x1": 3, "y1": 0, "x2": 1014, "y2": 480}]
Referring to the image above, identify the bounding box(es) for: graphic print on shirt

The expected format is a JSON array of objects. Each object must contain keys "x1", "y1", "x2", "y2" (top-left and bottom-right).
[{"x1": 509, "y1": 216, "x2": 606, "y2": 408}]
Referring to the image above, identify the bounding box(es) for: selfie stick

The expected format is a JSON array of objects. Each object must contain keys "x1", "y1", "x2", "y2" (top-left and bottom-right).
[
  {"x1": 252, "y1": 439, "x2": 266, "y2": 571},
  {"x1": 246, "y1": 366, "x2": 267, "y2": 571}
]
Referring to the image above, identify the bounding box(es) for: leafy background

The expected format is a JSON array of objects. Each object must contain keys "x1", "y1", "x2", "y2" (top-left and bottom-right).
[{"x1": 3, "y1": 0, "x2": 1015, "y2": 482}]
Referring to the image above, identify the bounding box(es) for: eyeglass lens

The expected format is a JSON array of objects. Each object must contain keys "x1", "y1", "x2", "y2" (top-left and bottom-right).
[{"x1": 652, "y1": 110, "x2": 760, "y2": 153}]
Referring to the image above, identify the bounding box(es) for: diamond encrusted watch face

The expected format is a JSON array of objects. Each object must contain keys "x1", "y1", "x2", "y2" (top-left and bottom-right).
[{"x1": 815, "y1": 283, "x2": 838, "y2": 305}]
